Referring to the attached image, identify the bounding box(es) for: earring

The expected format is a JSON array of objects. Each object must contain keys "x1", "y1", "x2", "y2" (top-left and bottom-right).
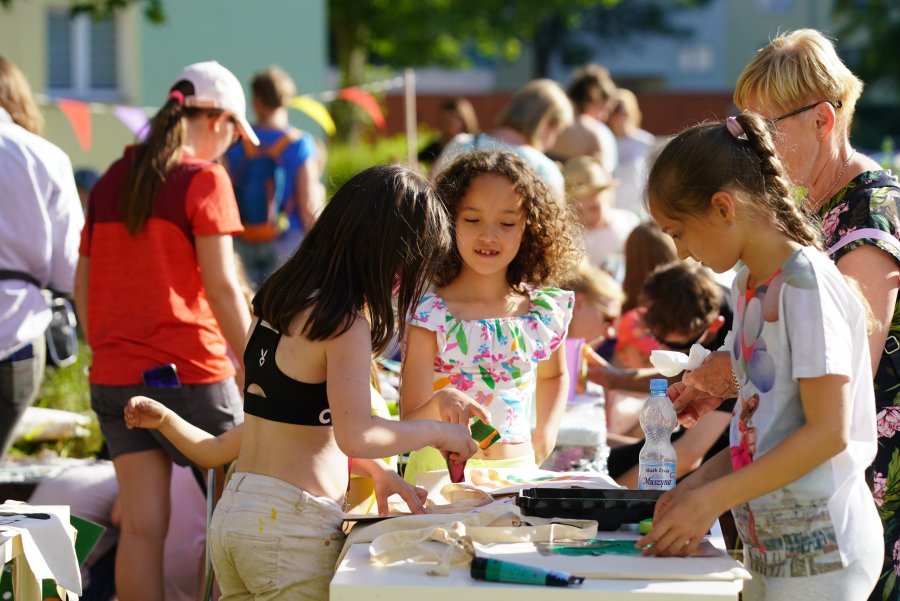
[{"x1": 214, "y1": 125, "x2": 221, "y2": 133}]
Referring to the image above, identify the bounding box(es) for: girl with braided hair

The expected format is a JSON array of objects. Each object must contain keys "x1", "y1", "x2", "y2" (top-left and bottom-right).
[{"x1": 636, "y1": 112, "x2": 882, "y2": 601}]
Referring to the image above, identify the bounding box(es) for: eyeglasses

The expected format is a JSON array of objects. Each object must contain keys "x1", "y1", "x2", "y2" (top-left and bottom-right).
[
  {"x1": 770, "y1": 99, "x2": 842, "y2": 124},
  {"x1": 655, "y1": 329, "x2": 707, "y2": 353}
]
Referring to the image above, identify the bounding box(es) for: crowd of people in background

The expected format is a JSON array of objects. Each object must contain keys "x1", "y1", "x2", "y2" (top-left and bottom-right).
[{"x1": 0, "y1": 24, "x2": 896, "y2": 601}]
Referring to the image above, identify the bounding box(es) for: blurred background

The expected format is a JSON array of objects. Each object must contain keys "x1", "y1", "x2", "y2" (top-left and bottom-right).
[{"x1": 1, "y1": 0, "x2": 897, "y2": 195}]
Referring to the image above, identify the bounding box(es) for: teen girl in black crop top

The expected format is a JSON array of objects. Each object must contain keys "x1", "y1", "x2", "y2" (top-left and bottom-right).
[
  {"x1": 242, "y1": 319, "x2": 332, "y2": 426},
  {"x1": 203, "y1": 165, "x2": 479, "y2": 600}
]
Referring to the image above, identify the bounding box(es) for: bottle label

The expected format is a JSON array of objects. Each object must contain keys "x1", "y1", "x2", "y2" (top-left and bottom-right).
[{"x1": 638, "y1": 461, "x2": 676, "y2": 490}]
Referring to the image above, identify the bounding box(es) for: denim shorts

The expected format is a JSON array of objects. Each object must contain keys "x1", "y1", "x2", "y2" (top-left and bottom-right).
[
  {"x1": 91, "y1": 379, "x2": 242, "y2": 465},
  {"x1": 210, "y1": 472, "x2": 345, "y2": 601}
]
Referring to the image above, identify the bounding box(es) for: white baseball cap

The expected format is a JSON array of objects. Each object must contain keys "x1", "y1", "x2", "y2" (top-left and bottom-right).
[{"x1": 172, "y1": 61, "x2": 259, "y2": 146}]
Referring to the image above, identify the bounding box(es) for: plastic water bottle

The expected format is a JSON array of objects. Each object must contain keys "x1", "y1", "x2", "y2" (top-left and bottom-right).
[{"x1": 638, "y1": 378, "x2": 677, "y2": 490}]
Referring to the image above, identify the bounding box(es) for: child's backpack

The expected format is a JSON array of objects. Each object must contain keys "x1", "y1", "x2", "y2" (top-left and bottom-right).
[{"x1": 232, "y1": 129, "x2": 301, "y2": 242}]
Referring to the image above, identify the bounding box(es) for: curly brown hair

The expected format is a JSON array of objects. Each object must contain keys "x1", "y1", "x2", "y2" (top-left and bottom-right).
[
  {"x1": 434, "y1": 151, "x2": 582, "y2": 291},
  {"x1": 640, "y1": 261, "x2": 722, "y2": 339}
]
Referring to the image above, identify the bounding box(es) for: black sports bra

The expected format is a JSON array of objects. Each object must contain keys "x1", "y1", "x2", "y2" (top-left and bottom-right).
[{"x1": 242, "y1": 320, "x2": 332, "y2": 426}]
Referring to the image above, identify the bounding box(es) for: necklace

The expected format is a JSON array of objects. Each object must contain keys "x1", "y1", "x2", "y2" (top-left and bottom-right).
[{"x1": 810, "y1": 149, "x2": 856, "y2": 213}]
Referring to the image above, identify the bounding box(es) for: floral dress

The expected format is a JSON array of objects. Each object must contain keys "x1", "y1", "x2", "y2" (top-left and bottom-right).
[
  {"x1": 402, "y1": 288, "x2": 574, "y2": 484},
  {"x1": 819, "y1": 170, "x2": 900, "y2": 600}
]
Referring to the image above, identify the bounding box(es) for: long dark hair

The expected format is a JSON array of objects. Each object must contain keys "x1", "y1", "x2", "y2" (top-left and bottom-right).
[
  {"x1": 122, "y1": 80, "x2": 221, "y2": 235},
  {"x1": 647, "y1": 112, "x2": 821, "y2": 249},
  {"x1": 434, "y1": 151, "x2": 582, "y2": 291},
  {"x1": 255, "y1": 164, "x2": 452, "y2": 354}
]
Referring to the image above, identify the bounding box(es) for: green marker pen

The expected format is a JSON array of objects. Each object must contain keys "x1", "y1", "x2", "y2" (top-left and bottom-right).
[{"x1": 470, "y1": 557, "x2": 584, "y2": 587}]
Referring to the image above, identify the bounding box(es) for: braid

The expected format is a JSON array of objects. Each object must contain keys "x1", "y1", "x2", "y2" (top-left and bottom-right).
[{"x1": 737, "y1": 113, "x2": 823, "y2": 250}]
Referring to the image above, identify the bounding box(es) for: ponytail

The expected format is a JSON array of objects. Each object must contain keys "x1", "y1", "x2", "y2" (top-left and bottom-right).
[
  {"x1": 736, "y1": 113, "x2": 823, "y2": 249},
  {"x1": 122, "y1": 80, "x2": 196, "y2": 236},
  {"x1": 647, "y1": 113, "x2": 822, "y2": 251}
]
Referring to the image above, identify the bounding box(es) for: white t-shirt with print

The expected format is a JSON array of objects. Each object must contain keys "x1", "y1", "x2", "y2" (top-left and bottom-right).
[{"x1": 728, "y1": 247, "x2": 881, "y2": 578}]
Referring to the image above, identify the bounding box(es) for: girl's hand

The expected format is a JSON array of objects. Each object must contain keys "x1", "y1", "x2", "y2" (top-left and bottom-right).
[
  {"x1": 124, "y1": 396, "x2": 169, "y2": 430},
  {"x1": 432, "y1": 388, "x2": 491, "y2": 425},
  {"x1": 584, "y1": 349, "x2": 632, "y2": 390},
  {"x1": 369, "y1": 465, "x2": 428, "y2": 516},
  {"x1": 434, "y1": 422, "x2": 478, "y2": 463},
  {"x1": 636, "y1": 485, "x2": 720, "y2": 557}
]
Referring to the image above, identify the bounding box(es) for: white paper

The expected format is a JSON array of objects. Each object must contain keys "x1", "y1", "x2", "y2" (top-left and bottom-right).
[{"x1": 650, "y1": 344, "x2": 711, "y2": 377}]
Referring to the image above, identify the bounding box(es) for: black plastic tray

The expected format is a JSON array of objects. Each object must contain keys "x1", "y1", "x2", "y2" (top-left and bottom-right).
[{"x1": 516, "y1": 487, "x2": 663, "y2": 530}]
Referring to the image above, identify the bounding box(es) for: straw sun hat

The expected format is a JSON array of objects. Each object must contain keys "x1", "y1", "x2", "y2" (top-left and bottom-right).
[{"x1": 563, "y1": 155, "x2": 618, "y2": 200}]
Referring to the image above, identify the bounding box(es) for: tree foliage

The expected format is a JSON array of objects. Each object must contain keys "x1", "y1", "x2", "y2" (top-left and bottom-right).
[
  {"x1": 833, "y1": 0, "x2": 900, "y2": 93},
  {"x1": 329, "y1": 0, "x2": 708, "y2": 85},
  {"x1": 0, "y1": 0, "x2": 166, "y2": 22}
]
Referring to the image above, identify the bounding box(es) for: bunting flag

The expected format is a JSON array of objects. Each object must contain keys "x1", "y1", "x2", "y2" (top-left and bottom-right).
[
  {"x1": 56, "y1": 99, "x2": 92, "y2": 150},
  {"x1": 289, "y1": 95, "x2": 336, "y2": 136},
  {"x1": 338, "y1": 87, "x2": 386, "y2": 129},
  {"x1": 113, "y1": 105, "x2": 151, "y2": 140},
  {"x1": 37, "y1": 73, "x2": 405, "y2": 150}
]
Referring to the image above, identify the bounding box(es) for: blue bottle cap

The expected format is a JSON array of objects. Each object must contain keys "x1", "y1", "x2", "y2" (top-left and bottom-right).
[{"x1": 649, "y1": 378, "x2": 668, "y2": 393}]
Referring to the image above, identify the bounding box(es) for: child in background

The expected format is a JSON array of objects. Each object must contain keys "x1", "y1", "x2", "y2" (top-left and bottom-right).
[
  {"x1": 620, "y1": 221, "x2": 677, "y2": 312},
  {"x1": 205, "y1": 164, "x2": 478, "y2": 601},
  {"x1": 401, "y1": 151, "x2": 582, "y2": 485},
  {"x1": 608, "y1": 88, "x2": 656, "y2": 217},
  {"x1": 73, "y1": 167, "x2": 99, "y2": 212},
  {"x1": 225, "y1": 66, "x2": 324, "y2": 287},
  {"x1": 613, "y1": 307, "x2": 658, "y2": 369},
  {"x1": 563, "y1": 155, "x2": 639, "y2": 279},
  {"x1": 565, "y1": 260, "x2": 623, "y2": 351},
  {"x1": 604, "y1": 261, "x2": 733, "y2": 487},
  {"x1": 541, "y1": 261, "x2": 623, "y2": 473},
  {"x1": 637, "y1": 113, "x2": 882, "y2": 600},
  {"x1": 418, "y1": 98, "x2": 480, "y2": 168}
]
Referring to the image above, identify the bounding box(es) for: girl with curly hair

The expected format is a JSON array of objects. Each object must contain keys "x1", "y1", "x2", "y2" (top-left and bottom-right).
[{"x1": 401, "y1": 151, "x2": 583, "y2": 484}]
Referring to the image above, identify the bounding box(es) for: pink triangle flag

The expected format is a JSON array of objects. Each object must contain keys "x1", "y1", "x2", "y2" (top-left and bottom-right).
[{"x1": 57, "y1": 99, "x2": 92, "y2": 150}]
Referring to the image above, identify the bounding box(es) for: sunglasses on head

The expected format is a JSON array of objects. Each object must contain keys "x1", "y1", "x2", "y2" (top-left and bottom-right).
[{"x1": 770, "y1": 99, "x2": 843, "y2": 124}]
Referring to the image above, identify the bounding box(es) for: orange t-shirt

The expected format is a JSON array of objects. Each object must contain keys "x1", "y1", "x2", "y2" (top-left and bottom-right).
[{"x1": 80, "y1": 148, "x2": 244, "y2": 385}]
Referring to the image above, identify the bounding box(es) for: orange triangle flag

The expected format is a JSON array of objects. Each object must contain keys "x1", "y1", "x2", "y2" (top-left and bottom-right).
[
  {"x1": 337, "y1": 87, "x2": 386, "y2": 129},
  {"x1": 57, "y1": 99, "x2": 92, "y2": 150}
]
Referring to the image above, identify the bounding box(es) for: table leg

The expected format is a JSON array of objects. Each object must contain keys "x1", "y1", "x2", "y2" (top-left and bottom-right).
[{"x1": 13, "y1": 555, "x2": 42, "y2": 601}]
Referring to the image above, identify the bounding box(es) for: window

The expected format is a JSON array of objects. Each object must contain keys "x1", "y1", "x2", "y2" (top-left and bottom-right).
[
  {"x1": 677, "y1": 44, "x2": 714, "y2": 74},
  {"x1": 756, "y1": 0, "x2": 795, "y2": 14},
  {"x1": 46, "y1": 10, "x2": 119, "y2": 99}
]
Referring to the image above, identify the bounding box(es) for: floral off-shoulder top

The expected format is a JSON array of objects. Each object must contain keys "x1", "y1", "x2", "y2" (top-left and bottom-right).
[{"x1": 408, "y1": 287, "x2": 574, "y2": 443}]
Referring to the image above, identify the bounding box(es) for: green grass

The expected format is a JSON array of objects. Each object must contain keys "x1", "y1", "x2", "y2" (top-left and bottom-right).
[
  {"x1": 324, "y1": 134, "x2": 422, "y2": 198},
  {"x1": 10, "y1": 345, "x2": 103, "y2": 458}
]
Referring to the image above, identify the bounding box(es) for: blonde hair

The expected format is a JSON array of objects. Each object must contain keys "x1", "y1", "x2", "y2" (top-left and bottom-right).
[
  {"x1": 614, "y1": 88, "x2": 642, "y2": 131},
  {"x1": 734, "y1": 29, "x2": 863, "y2": 138},
  {"x1": 561, "y1": 259, "x2": 624, "y2": 316},
  {"x1": 497, "y1": 79, "x2": 573, "y2": 146},
  {"x1": 562, "y1": 155, "x2": 614, "y2": 202},
  {"x1": 0, "y1": 56, "x2": 44, "y2": 134}
]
